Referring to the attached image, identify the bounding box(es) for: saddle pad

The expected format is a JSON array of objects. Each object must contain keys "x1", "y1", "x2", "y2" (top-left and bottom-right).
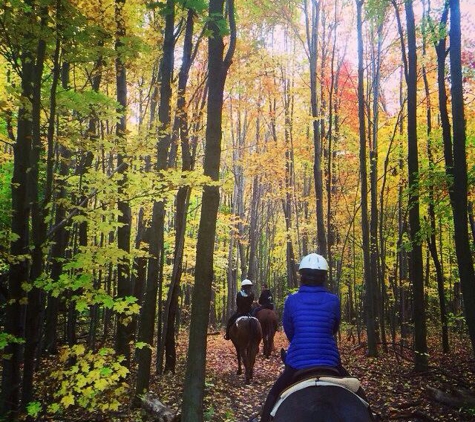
[
  {"x1": 235, "y1": 316, "x2": 259, "y2": 327},
  {"x1": 270, "y1": 378, "x2": 368, "y2": 417}
]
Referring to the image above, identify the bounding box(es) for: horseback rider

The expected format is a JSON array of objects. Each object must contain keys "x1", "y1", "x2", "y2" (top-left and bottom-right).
[
  {"x1": 260, "y1": 253, "x2": 348, "y2": 422},
  {"x1": 252, "y1": 283, "x2": 274, "y2": 316},
  {"x1": 224, "y1": 279, "x2": 255, "y2": 340}
]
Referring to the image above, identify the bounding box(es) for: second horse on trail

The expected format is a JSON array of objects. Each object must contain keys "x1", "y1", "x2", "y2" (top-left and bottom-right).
[
  {"x1": 255, "y1": 308, "x2": 278, "y2": 358},
  {"x1": 229, "y1": 316, "x2": 262, "y2": 384}
]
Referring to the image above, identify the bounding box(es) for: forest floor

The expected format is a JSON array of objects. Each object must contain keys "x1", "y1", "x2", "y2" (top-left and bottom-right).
[
  {"x1": 141, "y1": 330, "x2": 475, "y2": 422},
  {"x1": 34, "y1": 329, "x2": 475, "y2": 421}
]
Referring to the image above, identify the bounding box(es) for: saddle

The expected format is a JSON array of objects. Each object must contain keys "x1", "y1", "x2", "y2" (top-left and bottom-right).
[
  {"x1": 270, "y1": 366, "x2": 368, "y2": 418},
  {"x1": 235, "y1": 315, "x2": 258, "y2": 327}
]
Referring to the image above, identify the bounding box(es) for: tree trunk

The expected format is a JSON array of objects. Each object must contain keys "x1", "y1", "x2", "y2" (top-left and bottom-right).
[
  {"x1": 404, "y1": 0, "x2": 428, "y2": 371},
  {"x1": 135, "y1": 0, "x2": 175, "y2": 396},
  {"x1": 422, "y1": 0, "x2": 449, "y2": 353},
  {"x1": 306, "y1": 0, "x2": 327, "y2": 255},
  {"x1": 0, "y1": 13, "x2": 34, "y2": 415},
  {"x1": 370, "y1": 20, "x2": 383, "y2": 348},
  {"x1": 115, "y1": 0, "x2": 133, "y2": 366},
  {"x1": 163, "y1": 7, "x2": 196, "y2": 373},
  {"x1": 356, "y1": 0, "x2": 377, "y2": 357},
  {"x1": 448, "y1": 0, "x2": 475, "y2": 355},
  {"x1": 283, "y1": 72, "x2": 298, "y2": 288},
  {"x1": 43, "y1": 35, "x2": 68, "y2": 358},
  {"x1": 181, "y1": 0, "x2": 235, "y2": 419}
]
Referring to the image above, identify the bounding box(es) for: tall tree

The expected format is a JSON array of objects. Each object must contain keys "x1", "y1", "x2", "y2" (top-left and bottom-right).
[
  {"x1": 304, "y1": 0, "x2": 327, "y2": 255},
  {"x1": 1, "y1": 0, "x2": 35, "y2": 416},
  {"x1": 448, "y1": 0, "x2": 475, "y2": 355},
  {"x1": 356, "y1": 0, "x2": 377, "y2": 357},
  {"x1": 161, "y1": 6, "x2": 200, "y2": 373},
  {"x1": 135, "y1": 0, "x2": 175, "y2": 397},
  {"x1": 422, "y1": 0, "x2": 449, "y2": 353},
  {"x1": 22, "y1": 1, "x2": 51, "y2": 407},
  {"x1": 404, "y1": 0, "x2": 428, "y2": 371},
  {"x1": 181, "y1": 0, "x2": 236, "y2": 419},
  {"x1": 115, "y1": 0, "x2": 133, "y2": 366},
  {"x1": 282, "y1": 66, "x2": 298, "y2": 288}
]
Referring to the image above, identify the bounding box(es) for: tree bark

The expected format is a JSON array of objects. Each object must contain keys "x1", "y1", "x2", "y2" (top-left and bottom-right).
[
  {"x1": 162, "y1": 7, "x2": 196, "y2": 373},
  {"x1": 448, "y1": 0, "x2": 475, "y2": 355},
  {"x1": 304, "y1": 0, "x2": 327, "y2": 255},
  {"x1": 356, "y1": 0, "x2": 377, "y2": 357},
  {"x1": 22, "y1": 5, "x2": 49, "y2": 407},
  {"x1": 181, "y1": 0, "x2": 235, "y2": 419},
  {"x1": 0, "y1": 12, "x2": 34, "y2": 415},
  {"x1": 404, "y1": 0, "x2": 428, "y2": 371},
  {"x1": 115, "y1": 0, "x2": 133, "y2": 366},
  {"x1": 135, "y1": 0, "x2": 175, "y2": 397},
  {"x1": 422, "y1": 0, "x2": 449, "y2": 353}
]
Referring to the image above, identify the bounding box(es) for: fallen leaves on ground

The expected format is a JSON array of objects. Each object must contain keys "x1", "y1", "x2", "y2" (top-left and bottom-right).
[
  {"x1": 148, "y1": 331, "x2": 475, "y2": 422},
  {"x1": 35, "y1": 331, "x2": 475, "y2": 421}
]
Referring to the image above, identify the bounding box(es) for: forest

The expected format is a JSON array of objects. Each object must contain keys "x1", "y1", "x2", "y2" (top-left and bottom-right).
[{"x1": 0, "y1": 0, "x2": 475, "y2": 420}]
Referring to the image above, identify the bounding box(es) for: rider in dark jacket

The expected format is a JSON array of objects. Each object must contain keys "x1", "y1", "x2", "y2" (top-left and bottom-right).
[
  {"x1": 224, "y1": 279, "x2": 254, "y2": 340},
  {"x1": 252, "y1": 283, "x2": 274, "y2": 316}
]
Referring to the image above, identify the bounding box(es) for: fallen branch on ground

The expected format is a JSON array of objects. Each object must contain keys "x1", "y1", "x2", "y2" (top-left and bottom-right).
[
  {"x1": 426, "y1": 385, "x2": 475, "y2": 408},
  {"x1": 141, "y1": 392, "x2": 180, "y2": 422}
]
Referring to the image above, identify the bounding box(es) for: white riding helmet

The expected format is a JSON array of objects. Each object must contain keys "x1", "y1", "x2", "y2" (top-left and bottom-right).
[
  {"x1": 299, "y1": 253, "x2": 329, "y2": 271},
  {"x1": 241, "y1": 279, "x2": 253, "y2": 287}
]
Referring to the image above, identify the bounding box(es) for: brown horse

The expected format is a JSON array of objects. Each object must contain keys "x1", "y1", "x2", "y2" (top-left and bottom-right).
[
  {"x1": 256, "y1": 308, "x2": 278, "y2": 358},
  {"x1": 229, "y1": 316, "x2": 262, "y2": 384}
]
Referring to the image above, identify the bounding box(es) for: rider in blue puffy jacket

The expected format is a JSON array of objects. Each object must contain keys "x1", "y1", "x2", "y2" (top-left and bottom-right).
[{"x1": 260, "y1": 253, "x2": 347, "y2": 422}]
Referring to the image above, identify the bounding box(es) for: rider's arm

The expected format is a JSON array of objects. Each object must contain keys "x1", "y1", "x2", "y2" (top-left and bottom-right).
[
  {"x1": 236, "y1": 291, "x2": 242, "y2": 308},
  {"x1": 282, "y1": 296, "x2": 294, "y2": 341},
  {"x1": 333, "y1": 296, "x2": 341, "y2": 334}
]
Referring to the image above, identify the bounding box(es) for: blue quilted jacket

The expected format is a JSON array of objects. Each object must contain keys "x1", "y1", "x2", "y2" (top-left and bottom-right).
[{"x1": 283, "y1": 285, "x2": 341, "y2": 369}]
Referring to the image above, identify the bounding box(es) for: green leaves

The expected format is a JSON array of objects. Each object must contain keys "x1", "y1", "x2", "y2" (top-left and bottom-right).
[
  {"x1": 0, "y1": 332, "x2": 25, "y2": 351},
  {"x1": 207, "y1": 12, "x2": 230, "y2": 37},
  {"x1": 26, "y1": 401, "x2": 42, "y2": 418}
]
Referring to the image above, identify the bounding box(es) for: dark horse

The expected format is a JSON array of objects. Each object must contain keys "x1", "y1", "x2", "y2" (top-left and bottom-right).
[
  {"x1": 229, "y1": 316, "x2": 262, "y2": 384},
  {"x1": 270, "y1": 369, "x2": 374, "y2": 421},
  {"x1": 255, "y1": 308, "x2": 278, "y2": 358}
]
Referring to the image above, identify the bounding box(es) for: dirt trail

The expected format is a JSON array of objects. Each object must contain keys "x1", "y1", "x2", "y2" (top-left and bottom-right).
[{"x1": 152, "y1": 331, "x2": 475, "y2": 421}]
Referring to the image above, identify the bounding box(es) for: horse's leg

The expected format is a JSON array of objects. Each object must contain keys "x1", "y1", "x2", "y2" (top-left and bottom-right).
[
  {"x1": 234, "y1": 343, "x2": 242, "y2": 375},
  {"x1": 242, "y1": 347, "x2": 251, "y2": 384},
  {"x1": 250, "y1": 342, "x2": 259, "y2": 379},
  {"x1": 262, "y1": 325, "x2": 270, "y2": 358},
  {"x1": 269, "y1": 333, "x2": 275, "y2": 356}
]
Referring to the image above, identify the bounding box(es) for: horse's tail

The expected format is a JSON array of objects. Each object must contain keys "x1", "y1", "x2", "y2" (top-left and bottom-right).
[
  {"x1": 260, "y1": 311, "x2": 277, "y2": 339},
  {"x1": 250, "y1": 317, "x2": 262, "y2": 343}
]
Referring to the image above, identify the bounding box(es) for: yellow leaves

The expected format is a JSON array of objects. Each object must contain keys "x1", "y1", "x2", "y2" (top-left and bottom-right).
[
  {"x1": 61, "y1": 395, "x2": 75, "y2": 408},
  {"x1": 74, "y1": 344, "x2": 86, "y2": 356},
  {"x1": 113, "y1": 364, "x2": 130, "y2": 379},
  {"x1": 21, "y1": 282, "x2": 33, "y2": 293},
  {"x1": 94, "y1": 377, "x2": 109, "y2": 391},
  {"x1": 47, "y1": 345, "x2": 130, "y2": 417}
]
